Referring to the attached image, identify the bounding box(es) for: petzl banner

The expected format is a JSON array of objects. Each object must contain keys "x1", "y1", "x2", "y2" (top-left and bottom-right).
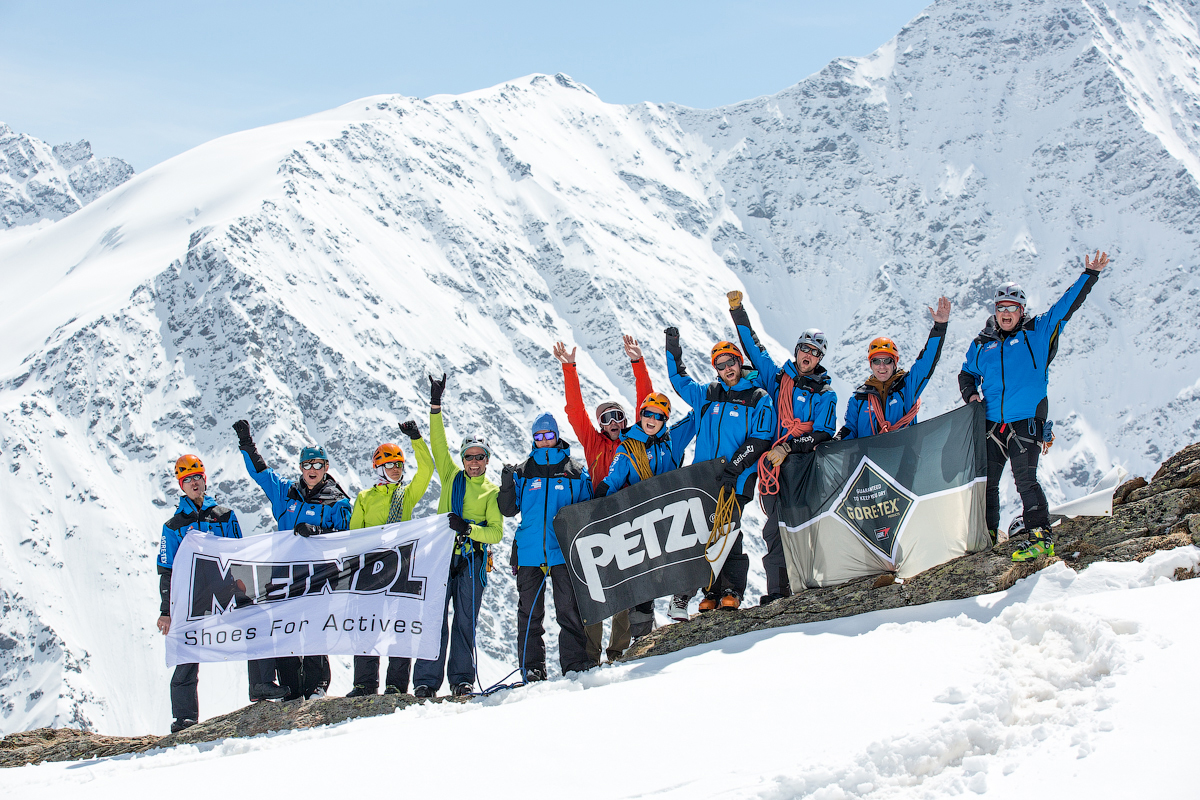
[
  {"x1": 554, "y1": 460, "x2": 741, "y2": 626},
  {"x1": 778, "y1": 403, "x2": 988, "y2": 588},
  {"x1": 165, "y1": 515, "x2": 454, "y2": 666}
]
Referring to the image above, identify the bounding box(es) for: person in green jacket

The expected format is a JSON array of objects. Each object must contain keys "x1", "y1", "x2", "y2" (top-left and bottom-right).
[
  {"x1": 345, "y1": 420, "x2": 434, "y2": 697},
  {"x1": 412, "y1": 373, "x2": 504, "y2": 698}
]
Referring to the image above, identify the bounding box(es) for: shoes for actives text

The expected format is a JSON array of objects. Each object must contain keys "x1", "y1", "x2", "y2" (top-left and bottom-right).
[
  {"x1": 345, "y1": 685, "x2": 376, "y2": 698},
  {"x1": 413, "y1": 685, "x2": 435, "y2": 698},
  {"x1": 1012, "y1": 527, "x2": 1054, "y2": 562},
  {"x1": 698, "y1": 593, "x2": 719, "y2": 612},
  {"x1": 719, "y1": 591, "x2": 741, "y2": 610},
  {"x1": 170, "y1": 718, "x2": 197, "y2": 734},
  {"x1": 523, "y1": 667, "x2": 548, "y2": 683},
  {"x1": 383, "y1": 685, "x2": 403, "y2": 695},
  {"x1": 667, "y1": 594, "x2": 690, "y2": 621},
  {"x1": 250, "y1": 683, "x2": 288, "y2": 702},
  {"x1": 451, "y1": 682, "x2": 473, "y2": 697}
]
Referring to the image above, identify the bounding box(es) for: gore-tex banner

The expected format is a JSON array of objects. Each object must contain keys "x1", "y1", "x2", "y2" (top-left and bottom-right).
[
  {"x1": 777, "y1": 403, "x2": 989, "y2": 588},
  {"x1": 165, "y1": 515, "x2": 454, "y2": 666},
  {"x1": 553, "y1": 460, "x2": 741, "y2": 626}
]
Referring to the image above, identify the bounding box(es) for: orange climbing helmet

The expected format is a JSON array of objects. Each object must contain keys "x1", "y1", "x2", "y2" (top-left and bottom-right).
[
  {"x1": 639, "y1": 392, "x2": 672, "y2": 419},
  {"x1": 174, "y1": 454, "x2": 205, "y2": 486},
  {"x1": 710, "y1": 341, "x2": 743, "y2": 368},
  {"x1": 867, "y1": 337, "x2": 899, "y2": 363},
  {"x1": 372, "y1": 442, "x2": 405, "y2": 467}
]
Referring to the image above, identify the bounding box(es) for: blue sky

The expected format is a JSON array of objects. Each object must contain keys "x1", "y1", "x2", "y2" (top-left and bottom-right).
[{"x1": 1, "y1": 0, "x2": 932, "y2": 170}]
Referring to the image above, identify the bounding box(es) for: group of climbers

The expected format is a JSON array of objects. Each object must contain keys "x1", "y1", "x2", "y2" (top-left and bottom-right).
[{"x1": 156, "y1": 250, "x2": 1109, "y2": 732}]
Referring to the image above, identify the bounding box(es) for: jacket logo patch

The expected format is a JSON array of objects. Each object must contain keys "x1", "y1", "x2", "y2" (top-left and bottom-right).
[
  {"x1": 288, "y1": 502, "x2": 298, "y2": 513},
  {"x1": 985, "y1": 343, "x2": 998, "y2": 351},
  {"x1": 531, "y1": 479, "x2": 542, "y2": 490},
  {"x1": 729, "y1": 410, "x2": 740, "y2": 417},
  {"x1": 555, "y1": 484, "x2": 564, "y2": 490}
]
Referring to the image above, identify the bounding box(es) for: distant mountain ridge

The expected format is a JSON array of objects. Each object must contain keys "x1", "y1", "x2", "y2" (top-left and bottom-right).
[{"x1": 0, "y1": 123, "x2": 134, "y2": 229}]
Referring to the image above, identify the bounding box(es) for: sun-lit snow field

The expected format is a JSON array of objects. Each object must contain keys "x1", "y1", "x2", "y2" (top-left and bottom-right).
[{"x1": 5, "y1": 548, "x2": 1196, "y2": 799}]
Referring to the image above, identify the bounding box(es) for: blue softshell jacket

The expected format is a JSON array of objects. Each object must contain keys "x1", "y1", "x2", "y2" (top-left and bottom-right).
[
  {"x1": 841, "y1": 320, "x2": 948, "y2": 440},
  {"x1": 958, "y1": 270, "x2": 1099, "y2": 423},
  {"x1": 157, "y1": 494, "x2": 241, "y2": 614},
  {"x1": 666, "y1": 344, "x2": 777, "y2": 495},
  {"x1": 241, "y1": 450, "x2": 352, "y2": 533},
  {"x1": 601, "y1": 415, "x2": 695, "y2": 494},
  {"x1": 498, "y1": 441, "x2": 592, "y2": 568},
  {"x1": 731, "y1": 304, "x2": 837, "y2": 442}
]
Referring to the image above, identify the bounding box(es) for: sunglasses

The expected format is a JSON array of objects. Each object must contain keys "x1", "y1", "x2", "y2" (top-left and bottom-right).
[
  {"x1": 299, "y1": 460, "x2": 328, "y2": 471},
  {"x1": 870, "y1": 357, "x2": 895, "y2": 367},
  {"x1": 533, "y1": 431, "x2": 557, "y2": 442},
  {"x1": 714, "y1": 357, "x2": 740, "y2": 371},
  {"x1": 180, "y1": 474, "x2": 205, "y2": 485},
  {"x1": 463, "y1": 453, "x2": 489, "y2": 462},
  {"x1": 598, "y1": 409, "x2": 626, "y2": 426},
  {"x1": 380, "y1": 461, "x2": 403, "y2": 470},
  {"x1": 995, "y1": 304, "x2": 1022, "y2": 314},
  {"x1": 797, "y1": 344, "x2": 822, "y2": 357},
  {"x1": 641, "y1": 410, "x2": 667, "y2": 421}
]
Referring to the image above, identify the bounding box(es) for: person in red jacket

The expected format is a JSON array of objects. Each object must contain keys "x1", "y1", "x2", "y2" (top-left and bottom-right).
[{"x1": 552, "y1": 334, "x2": 655, "y2": 664}]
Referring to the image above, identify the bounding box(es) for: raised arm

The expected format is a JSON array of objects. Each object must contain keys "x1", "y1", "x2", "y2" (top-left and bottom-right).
[
  {"x1": 904, "y1": 298, "x2": 950, "y2": 404},
  {"x1": 428, "y1": 374, "x2": 462, "y2": 483},
  {"x1": 1038, "y1": 252, "x2": 1106, "y2": 338},
  {"x1": 625, "y1": 335, "x2": 655, "y2": 405},
  {"x1": 399, "y1": 424, "x2": 435, "y2": 519},
  {"x1": 665, "y1": 326, "x2": 707, "y2": 411},
  {"x1": 555, "y1": 342, "x2": 603, "y2": 456},
  {"x1": 728, "y1": 292, "x2": 778, "y2": 389}
]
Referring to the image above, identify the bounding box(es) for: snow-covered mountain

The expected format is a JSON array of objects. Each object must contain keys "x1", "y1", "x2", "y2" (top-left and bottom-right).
[
  {"x1": 2, "y1": 0, "x2": 1199, "y2": 735},
  {"x1": 0, "y1": 124, "x2": 134, "y2": 230}
]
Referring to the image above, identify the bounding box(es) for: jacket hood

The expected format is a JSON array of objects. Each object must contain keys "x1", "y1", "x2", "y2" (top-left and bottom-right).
[
  {"x1": 859, "y1": 369, "x2": 909, "y2": 398},
  {"x1": 176, "y1": 495, "x2": 216, "y2": 515},
  {"x1": 295, "y1": 475, "x2": 350, "y2": 504},
  {"x1": 527, "y1": 440, "x2": 572, "y2": 464}
]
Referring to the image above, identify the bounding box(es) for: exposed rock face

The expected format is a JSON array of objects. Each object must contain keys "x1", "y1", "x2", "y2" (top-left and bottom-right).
[{"x1": 0, "y1": 123, "x2": 133, "y2": 229}]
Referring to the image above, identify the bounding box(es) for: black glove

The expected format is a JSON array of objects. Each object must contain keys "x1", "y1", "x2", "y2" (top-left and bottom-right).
[
  {"x1": 399, "y1": 420, "x2": 421, "y2": 440},
  {"x1": 792, "y1": 434, "x2": 817, "y2": 453},
  {"x1": 429, "y1": 373, "x2": 447, "y2": 407},
  {"x1": 293, "y1": 523, "x2": 321, "y2": 537},
  {"x1": 233, "y1": 419, "x2": 253, "y2": 447},
  {"x1": 501, "y1": 464, "x2": 516, "y2": 488},
  {"x1": 447, "y1": 513, "x2": 471, "y2": 535},
  {"x1": 718, "y1": 466, "x2": 739, "y2": 494},
  {"x1": 664, "y1": 326, "x2": 680, "y2": 340}
]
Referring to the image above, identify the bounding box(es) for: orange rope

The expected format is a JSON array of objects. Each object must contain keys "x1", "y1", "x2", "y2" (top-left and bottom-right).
[
  {"x1": 867, "y1": 393, "x2": 920, "y2": 435},
  {"x1": 757, "y1": 373, "x2": 813, "y2": 503}
]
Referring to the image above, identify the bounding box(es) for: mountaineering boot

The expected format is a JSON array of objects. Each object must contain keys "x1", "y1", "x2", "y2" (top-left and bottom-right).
[
  {"x1": 345, "y1": 684, "x2": 377, "y2": 698},
  {"x1": 413, "y1": 685, "x2": 435, "y2": 698},
  {"x1": 719, "y1": 590, "x2": 741, "y2": 610},
  {"x1": 759, "y1": 592, "x2": 786, "y2": 606},
  {"x1": 698, "y1": 592, "x2": 719, "y2": 612},
  {"x1": 1012, "y1": 527, "x2": 1054, "y2": 562},
  {"x1": 523, "y1": 666, "x2": 547, "y2": 683},
  {"x1": 668, "y1": 594, "x2": 690, "y2": 621},
  {"x1": 383, "y1": 685, "x2": 403, "y2": 695},
  {"x1": 250, "y1": 682, "x2": 289, "y2": 702},
  {"x1": 451, "y1": 683, "x2": 473, "y2": 697},
  {"x1": 170, "y1": 718, "x2": 197, "y2": 734}
]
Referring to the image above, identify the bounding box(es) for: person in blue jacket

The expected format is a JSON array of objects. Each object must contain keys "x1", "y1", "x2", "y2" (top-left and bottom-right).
[
  {"x1": 727, "y1": 290, "x2": 838, "y2": 605},
  {"x1": 838, "y1": 297, "x2": 951, "y2": 440},
  {"x1": 665, "y1": 324, "x2": 777, "y2": 613},
  {"x1": 595, "y1": 392, "x2": 695, "y2": 637},
  {"x1": 156, "y1": 454, "x2": 287, "y2": 734},
  {"x1": 233, "y1": 419, "x2": 352, "y2": 699},
  {"x1": 958, "y1": 250, "x2": 1109, "y2": 562},
  {"x1": 498, "y1": 412, "x2": 594, "y2": 680}
]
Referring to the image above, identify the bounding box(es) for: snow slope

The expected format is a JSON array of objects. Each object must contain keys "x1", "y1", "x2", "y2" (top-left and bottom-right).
[
  {"x1": 2, "y1": 0, "x2": 1200, "y2": 735},
  {"x1": 3, "y1": 548, "x2": 1197, "y2": 798}
]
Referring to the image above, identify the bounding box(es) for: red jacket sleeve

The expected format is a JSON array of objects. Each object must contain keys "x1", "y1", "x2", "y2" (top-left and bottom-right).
[
  {"x1": 561, "y1": 362, "x2": 604, "y2": 463},
  {"x1": 632, "y1": 358, "x2": 654, "y2": 407}
]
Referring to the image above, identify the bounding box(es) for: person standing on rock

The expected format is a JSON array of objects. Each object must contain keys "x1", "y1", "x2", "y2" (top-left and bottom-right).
[
  {"x1": 157, "y1": 454, "x2": 287, "y2": 734},
  {"x1": 234, "y1": 420, "x2": 352, "y2": 700},
  {"x1": 412, "y1": 373, "x2": 503, "y2": 698},
  {"x1": 345, "y1": 422, "x2": 434, "y2": 697},
  {"x1": 959, "y1": 250, "x2": 1109, "y2": 562},
  {"x1": 552, "y1": 334, "x2": 654, "y2": 663},
  {"x1": 728, "y1": 290, "x2": 838, "y2": 605},
  {"x1": 499, "y1": 411, "x2": 594, "y2": 681},
  {"x1": 837, "y1": 297, "x2": 951, "y2": 441},
  {"x1": 665, "y1": 324, "x2": 777, "y2": 614}
]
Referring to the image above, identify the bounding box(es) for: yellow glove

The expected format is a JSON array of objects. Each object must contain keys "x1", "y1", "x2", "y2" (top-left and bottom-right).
[{"x1": 727, "y1": 290, "x2": 743, "y2": 309}]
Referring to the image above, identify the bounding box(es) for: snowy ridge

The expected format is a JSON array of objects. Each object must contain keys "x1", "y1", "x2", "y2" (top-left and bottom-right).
[
  {"x1": 0, "y1": 123, "x2": 133, "y2": 230},
  {"x1": 1, "y1": 0, "x2": 1200, "y2": 736}
]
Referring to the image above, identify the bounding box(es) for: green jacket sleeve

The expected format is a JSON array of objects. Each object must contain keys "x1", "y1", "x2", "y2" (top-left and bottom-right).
[
  {"x1": 470, "y1": 487, "x2": 504, "y2": 545},
  {"x1": 400, "y1": 437, "x2": 435, "y2": 521},
  {"x1": 349, "y1": 493, "x2": 367, "y2": 529},
  {"x1": 430, "y1": 410, "x2": 462, "y2": 484}
]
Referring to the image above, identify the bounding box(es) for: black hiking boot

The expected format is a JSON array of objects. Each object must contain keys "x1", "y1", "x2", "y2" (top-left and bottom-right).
[
  {"x1": 345, "y1": 684, "x2": 377, "y2": 698},
  {"x1": 413, "y1": 685, "x2": 435, "y2": 698},
  {"x1": 383, "y1": 684, "x2": 404, "y2": 695},
  {"x1": 250, "y1": 683, "x2": 288, "y2": 702},
  {"x1": 451, "y1": 682, "x2": 473, "y2": 697},
  {"x1": 170, "y1": 718, "x2": 197, "y2": 734}
]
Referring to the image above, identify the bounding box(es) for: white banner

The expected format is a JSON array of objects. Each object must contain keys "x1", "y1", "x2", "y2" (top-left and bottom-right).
[{"x1": 165, "y1": 515, "x2": 454, "y2": 667}]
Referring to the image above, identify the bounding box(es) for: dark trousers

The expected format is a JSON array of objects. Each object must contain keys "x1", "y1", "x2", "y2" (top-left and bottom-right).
[
  {"x1": 414, "y1": 550, "x2": 487, "y2": 690},
  {"x1": 276, "y1": 655, "x2": 331, "y2": 700},
  {"x1": 986, "y1": 419, "x2": 1050, "y2": 533},
  {"x1": 706, "y1": 493, "x2": 750, "y2": 597},
  {"x1": 352, "y1": 656, "x2": 411, "y2": 693},
  {"x1": 516, "y1": 565, "x2": 591, "y2": 675},
  {"x1": 761, "y1": 494, "x2": 791, "y2": 598},
  {"x1": 171, "y1": 659, "x2": 273, "y2": 721}
]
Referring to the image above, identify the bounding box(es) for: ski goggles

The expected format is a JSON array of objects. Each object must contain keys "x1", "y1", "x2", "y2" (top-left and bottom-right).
[
  {"x1": 180, "y1": 474, "x2": 205, "y2": 485},
  {"x1": 796, "y1": 344, "x2": 822, "y2": 357},
  {"x1": 640, "y1": 409, "x2": 667, "y2": 421},
  {"x1": 299, "y1": 460, "x2": 328, "y2": 471},
  {"x1": 533, "y1": 431, "x2": 557, "y2": 442},
  {"x1": 463, "y1": 453, "x2": 489, "y2": 462},
  {"x1": 379, "y1": 461, "x2": 403, "y2": 471},
  {"x1": 995, "y1": 302, "x2": 1022, "y2": 314},
  {"x1": 713, "y1": 357, "x2": 740, "y2": 371},
  {"x1": 598, "y1": 409, "x2": 626, "y2": 426},
  {"x1": 869, "y1": 357, "x2": 895, "y2": 367}
]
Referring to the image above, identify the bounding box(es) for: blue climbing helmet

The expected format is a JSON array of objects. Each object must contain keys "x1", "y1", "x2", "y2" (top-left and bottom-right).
[{"x1": 299, "y1": 445, "x2": 328, "y2": 464}]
